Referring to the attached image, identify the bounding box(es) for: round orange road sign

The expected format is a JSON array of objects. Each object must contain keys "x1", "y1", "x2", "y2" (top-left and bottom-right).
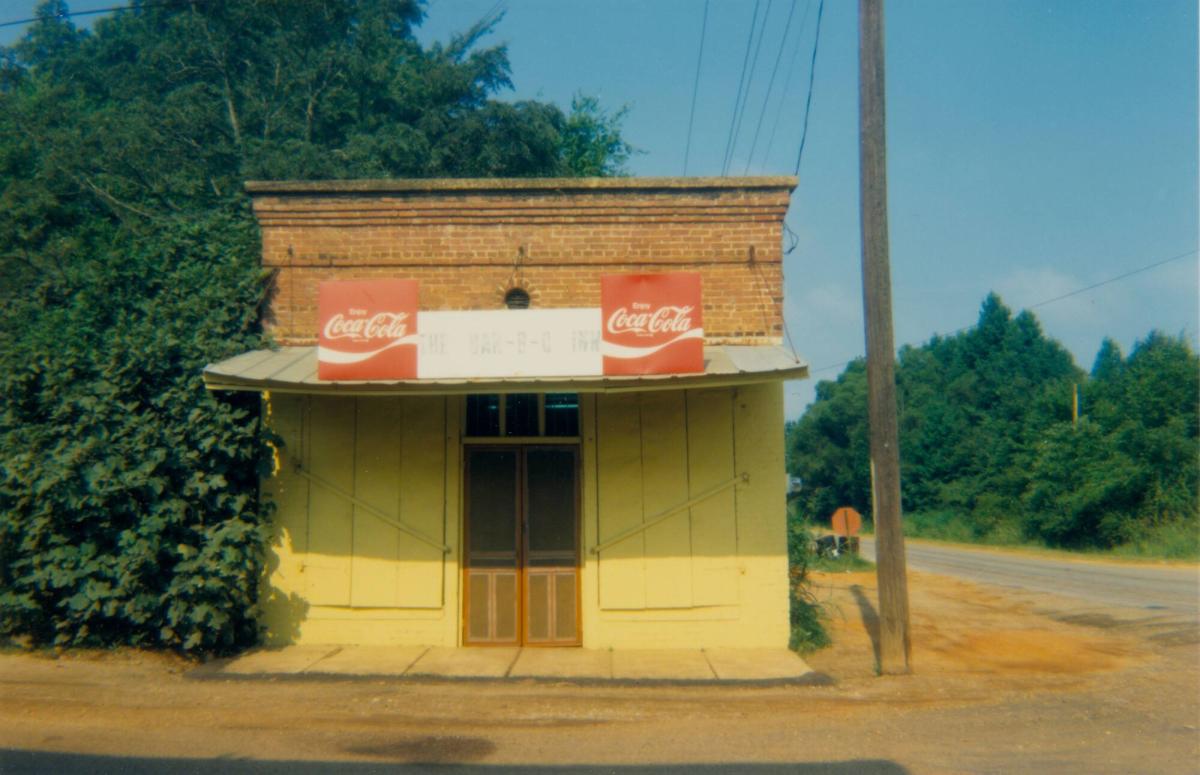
[{"x1": 831, "y1": 506, "x2": 862, "y2": 537}]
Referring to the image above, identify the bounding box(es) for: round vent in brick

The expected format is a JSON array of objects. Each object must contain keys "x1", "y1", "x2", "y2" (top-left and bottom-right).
[{"x1": 504, "y1": 288, "x2": 531, "y2": 309}]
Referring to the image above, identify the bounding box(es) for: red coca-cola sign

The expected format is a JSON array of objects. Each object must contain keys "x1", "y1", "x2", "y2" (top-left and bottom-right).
[
  {"x1": 601, "y1": 273, "x2": 704, "y2": 375},
  {"x1": 318, "y1": 280, "x2": 419, "y2": 380}
]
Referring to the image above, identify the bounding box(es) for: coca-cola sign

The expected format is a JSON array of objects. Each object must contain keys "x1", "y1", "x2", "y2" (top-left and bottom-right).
[
  {"x1": 318, "y1": 280, "x2": 419, "y2": 380},
  {"x1": 601, "y1": 273, "x2": 704, "y2": 375}
]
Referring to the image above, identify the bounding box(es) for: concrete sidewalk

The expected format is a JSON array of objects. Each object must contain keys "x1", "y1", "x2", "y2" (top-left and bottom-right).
[{"x1": 208, "y1": 645, "x2": 815, "y2": 684}]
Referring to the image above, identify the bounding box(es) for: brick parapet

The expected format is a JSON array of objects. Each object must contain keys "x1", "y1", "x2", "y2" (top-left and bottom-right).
[{"x1": 248, "y1": 177, "x2": 795, "y2": 346}]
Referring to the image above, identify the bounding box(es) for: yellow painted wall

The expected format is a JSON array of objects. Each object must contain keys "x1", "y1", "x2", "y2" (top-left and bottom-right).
[
  {"x1": 260, "y1": 394, "x2": 461, "y2": 646},
  {"x1": 261, "y1": 383, "x2": 788, "y2": 649},
  {"x1": 581, "y1": 383, "x2": 789, "y2": 649}
]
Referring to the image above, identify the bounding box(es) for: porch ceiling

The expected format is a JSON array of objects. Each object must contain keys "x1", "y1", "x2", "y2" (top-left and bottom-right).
[{"x1": 202, "y1": 345, "x2": 808, "y2": 395}]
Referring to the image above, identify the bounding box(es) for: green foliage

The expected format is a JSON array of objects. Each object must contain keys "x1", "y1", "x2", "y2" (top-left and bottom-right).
[
  {"x1": 788, "y1": 294, "x2": 1199, "y2": 555},
  {"x1": 559, "y1": 94, "x2": 636, "y2": 177},
  {"x1": 1023, "y1": 332, "x2": 1199, "y2": 549},
  {"x1": 0, "y1": 0, "x2": 632, "y2": 653},
  {"x1": 1111, "y1": 518, "x2": 1200, "y2": 560},
  {"x1": 900, "y1": 510, "x2": 984, "y2": 543},
  {"x1": 786, "y1": 520, "x2": 831, "y2": 653},
  {"x1": 787, "y1": 359, "x2": 871, "y2": 520},
  {"x1": 0, "y1": 213, "x2": 270, "y2": 652}
]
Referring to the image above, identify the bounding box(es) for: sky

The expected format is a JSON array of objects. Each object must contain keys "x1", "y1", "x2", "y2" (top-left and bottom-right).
[{"x1": 2, "y1": 0, "x2": 1197, "y2": 418}]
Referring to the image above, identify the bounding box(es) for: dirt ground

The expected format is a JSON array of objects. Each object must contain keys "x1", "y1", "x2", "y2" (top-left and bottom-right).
[{"x1": 1, "y1": 569, "x2": 1197, "y2": 774}]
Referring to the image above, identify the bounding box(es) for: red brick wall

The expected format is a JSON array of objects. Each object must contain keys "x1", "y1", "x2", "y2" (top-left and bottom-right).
[{"x1": 248, "y1": 178, "x2": 795, "y2": 346}]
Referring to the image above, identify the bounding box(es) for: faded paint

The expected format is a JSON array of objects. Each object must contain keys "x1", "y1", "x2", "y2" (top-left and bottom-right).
[{"x1": 260, "y1": 384, "x2": 788, "y2": 649}]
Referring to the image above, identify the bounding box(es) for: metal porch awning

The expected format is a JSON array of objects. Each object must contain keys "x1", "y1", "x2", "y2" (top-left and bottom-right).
[{"x1": 202, "y1": 345, "x2": 808, "y2": 395}]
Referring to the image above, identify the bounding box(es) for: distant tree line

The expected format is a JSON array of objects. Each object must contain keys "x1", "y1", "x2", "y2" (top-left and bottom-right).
[
  {"x1": 788, "y1": 293, "x2": 1199, "y2": 556},
  {"x1": 0, "y1": 0, "x2": 632, "y2": 653}
]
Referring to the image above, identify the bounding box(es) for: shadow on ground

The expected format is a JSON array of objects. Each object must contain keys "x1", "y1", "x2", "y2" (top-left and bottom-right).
[
  {"x1": 1, "y1": 749, "x2": 909, "y2": 774},
  {"x1": 849, "y1": 584, "x2": 881, "y2": 668}
]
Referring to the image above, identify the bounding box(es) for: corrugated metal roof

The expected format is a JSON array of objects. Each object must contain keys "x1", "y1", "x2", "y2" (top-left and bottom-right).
[{"x1": 203, "y1": 346, "x2": 808, "y2": 395}]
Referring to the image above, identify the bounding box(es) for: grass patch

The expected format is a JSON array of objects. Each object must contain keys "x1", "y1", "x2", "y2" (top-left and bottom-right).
[
  {"x1": 902, "y1": 510, "x2": 1199, "y2": 562},
  {"x1": 809, "y1": 552, "x2": 875, "y2": 573},
  {"x1": 902, "y1": 510, "x2": 983, "y2": 543},
  {"x1": 1111, "y1": 519, "x2": 1200, "y2": 561}
]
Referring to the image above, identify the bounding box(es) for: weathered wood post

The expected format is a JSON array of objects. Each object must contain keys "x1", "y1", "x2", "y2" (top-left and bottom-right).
[{"x1": 858, "y1": 0, "x2": 912, "y2": 674}]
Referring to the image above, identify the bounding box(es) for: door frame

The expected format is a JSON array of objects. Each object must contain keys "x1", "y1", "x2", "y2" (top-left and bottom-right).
[{"x1": 461, "y1": 442, "x2": 582, "y2": 647}]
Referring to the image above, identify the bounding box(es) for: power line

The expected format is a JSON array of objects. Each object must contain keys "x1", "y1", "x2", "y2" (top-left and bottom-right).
[
  {"x1": 724, "y1": 0, "x2": 774, "y2": 175},
  {"x1": 0, "y1": 2, "x2": 193, "y2": 30},
  {"x1": 720, "y1": 0, "x2": 762, "y2": 178},
  {"x1": 682, "y1": 0, "x2": 710, "y2": 176},
  {"x1": 792, "y1": 0, "x2": 825, "y2": 177},
  {"x1": 1027, "y1": 248, "x2": 1197, "y2": 310},
  {"x1": 744, "y1": 0, "x2": 800, "y2": 174},
  {"x1": 799, "y1": 247, "x2": 1199, "y2": 379},
  {"x1": 762, "y1": 0, "x2": 814, "y2": 170}
]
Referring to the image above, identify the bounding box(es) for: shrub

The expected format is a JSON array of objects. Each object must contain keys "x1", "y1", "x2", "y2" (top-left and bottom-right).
[
  {"x1": 0, "y1": 215, "x2": 272, "y2": 654},
  {"x1": 787, "y1": 520, "x2": 832, "y2": 653}
]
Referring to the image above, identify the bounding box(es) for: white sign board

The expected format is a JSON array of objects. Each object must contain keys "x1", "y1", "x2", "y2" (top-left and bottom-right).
[{"x1": 417, "y1": 309, "x2": 603, "y2": 379}]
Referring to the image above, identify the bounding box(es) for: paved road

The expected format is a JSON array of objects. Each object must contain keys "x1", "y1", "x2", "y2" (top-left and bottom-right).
[{"x1": 859, "y1": 537, "x2": 1200, "y2": 614}]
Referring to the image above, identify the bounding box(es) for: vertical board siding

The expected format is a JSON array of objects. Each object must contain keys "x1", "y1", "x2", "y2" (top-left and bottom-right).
[
  {"x1": 578, "y1": 394, "x2": 601, "y2": 637},
  {"x1": 442, "y1": 396, "x2": 462, "y2": 635},
  {"x1": 596, "y1": 387, "x2": 743, "y2": 612},
  {"x1": 596, "y1": 393, "x2": 647, "y2": 609},
  {"x1": 269, "y1": 385, "x2": 783, "y2": 645},
  {"x1": 732, "y1": 383, "x2": 786, "y2": 554},
  {"x1": 304, "y1": 396, "x2": 356, "y2": 605},
  {"x1": 266, "y1": 395, "x2": 309, "y2": 557},
  {"x1": 395, "y1": 396, "x2": 446, "y2": 607},
  {"x1": 685, "y1": 389, "x2": 739, "y2": 606},
  {"x1": 349, "y1": 398, "x2": 403, "y2": 607},
  {"x1": 282, "y1": 395, "x2": 447, "y2": 612},
  {"x1": 639, "y1": 391, "x2": 693, "y2": 609},
  {"x1": 732, "y1": 382, "x2": 790, "y2": 643}
]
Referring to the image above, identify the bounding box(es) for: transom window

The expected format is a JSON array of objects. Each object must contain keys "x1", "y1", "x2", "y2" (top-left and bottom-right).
[{"x1": 465, "y1": 393, "x2": 579, "y2": 438}]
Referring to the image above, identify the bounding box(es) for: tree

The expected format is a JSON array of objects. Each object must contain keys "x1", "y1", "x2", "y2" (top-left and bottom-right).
[
  {"x1": 0, "y1": 0, "x2": 633, "y2": 653},
  {"x1": 787, "y1": 359, "x2": 871, "y2": 523},
  {"x1": 559, "y1": 94, "x2": 635, "y2": 176}
]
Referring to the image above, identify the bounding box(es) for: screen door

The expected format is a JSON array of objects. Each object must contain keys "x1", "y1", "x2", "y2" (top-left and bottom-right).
[{"x1": 464, "y1": 446, "x2": 579, "y2": 646}]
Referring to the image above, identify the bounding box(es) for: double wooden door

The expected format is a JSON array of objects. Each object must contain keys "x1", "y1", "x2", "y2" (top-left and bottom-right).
[{"x1": 463, "y1": 446, "x2": 580, "y2": 646}]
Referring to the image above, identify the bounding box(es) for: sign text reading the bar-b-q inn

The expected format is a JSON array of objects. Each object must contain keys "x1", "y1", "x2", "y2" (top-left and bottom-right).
[{"x1": 316, "y1": 273, "x2": 705, "y2": 380}]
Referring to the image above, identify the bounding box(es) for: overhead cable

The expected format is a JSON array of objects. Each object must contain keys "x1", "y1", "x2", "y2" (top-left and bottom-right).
[
  {"x1": 792, "y1": 0, "x2": 825, "y2": 177},
  {"x1": 682, "y1": 0, "x2": 710, "y2": 176},
  {"x1": 720, "y1": 0, "x2": 763, "y2": 176},
  {"x1": 1027, "y1": 249, "x2": 1198, "y2": 310},
  {"x1": 762, "y1": 0, "x2": 814, "y2": 169},
  {"x1": 803, "y1": 247, "x2": 1199, "y2": 377},
  {"x1": 744, "y1": 0, "x2": 800, "y2": 174},
  {"x1": 724, "y1": 0, "x2": 775, "y2": 175},
  {"x1": 0, "y1": 1, "x2": 202, "y2": 29}
]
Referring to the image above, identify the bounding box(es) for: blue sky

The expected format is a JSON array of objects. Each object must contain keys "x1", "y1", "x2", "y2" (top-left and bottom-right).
[{"x1": 2, "y1": 0, "x2": 1196, "y2": 418}]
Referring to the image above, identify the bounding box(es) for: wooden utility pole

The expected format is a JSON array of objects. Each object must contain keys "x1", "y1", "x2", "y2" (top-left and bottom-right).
[{"x1": 858, "y1": 0, "x2": 911, "y2": 675}]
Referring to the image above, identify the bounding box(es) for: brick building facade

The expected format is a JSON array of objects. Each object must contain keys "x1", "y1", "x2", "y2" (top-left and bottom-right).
[
  {"x1": 205, "y1": 177, "x2": 807, "y2": 650},
  {"x1": 250, "y1": 178, "x2": 788, "y2": 345}
]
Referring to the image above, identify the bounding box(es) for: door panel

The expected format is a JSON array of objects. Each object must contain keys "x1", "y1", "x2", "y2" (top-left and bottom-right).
[
  {"x1": 466, "y1": 450, "x2": 518, "y2": 559},
  {"x1": 464, "y1": 445, "x2": 579, "y2": 646},
  {"x1": 464, "y1": 450, "x2": 520, "y2": 644},
  {"x1": 466, "y1": 569, "x2": 520, "y2": 642},
  {"x1": 522, "y1": 448, "x2": 579, "y2": 645},
  {"x1": 525, "y1": 448, "x2": 578, "y2": 562},
  {"x1": 524, "y1": 568, "x2": 579, "y2": 644}
]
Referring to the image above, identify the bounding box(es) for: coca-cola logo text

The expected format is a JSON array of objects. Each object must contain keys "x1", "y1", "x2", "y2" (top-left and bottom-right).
[
  {"x1": 605, "y1": 304, "x2": 694, "y2": 337},
  {"x1": 323, "y1": 310, "x2": 409, "y2": 341}
]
